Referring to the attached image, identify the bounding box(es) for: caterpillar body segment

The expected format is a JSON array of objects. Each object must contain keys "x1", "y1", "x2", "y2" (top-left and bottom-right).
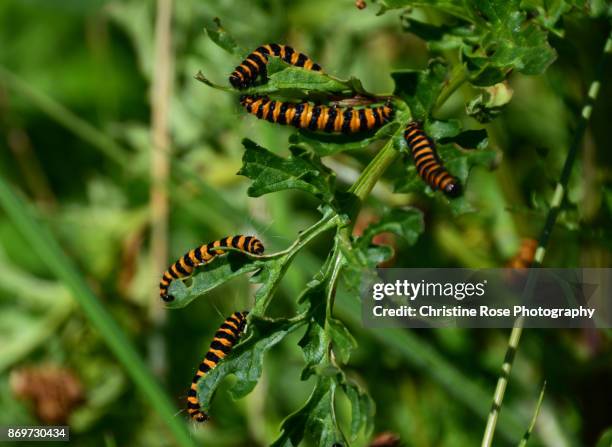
[
  {"x1": 187, "y1": 311, "x2": 249, "y2": 422},
  {"x1": 159, "y1": 236, "x2": 264, "y2": 302},
  {"x1": 240, "y1": 95, "x2": 394, "y2": 134},
  {"x1": 229, "y1": 43, "x2": 322, "y2": 89},
  {"x1": 403, "y1": 121, "x2": 461, "y2": 197}
]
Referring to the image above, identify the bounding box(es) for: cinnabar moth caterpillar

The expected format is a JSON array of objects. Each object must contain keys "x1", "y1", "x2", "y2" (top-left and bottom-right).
[
  {"x1": 240, "y1": 95, "x2": 394, "y2": 134},
  {"x1": 506, "y1": 239, "x2": 537, "y2": 269},
  {"x1": 159, "y1": 236, "x2": 264, "y2": 302},
  {"x1": 187, "y1": 311, "x2": 248, "y2": 422},
  {"x1": 403, "y1": 121, "x2": 461, "y2": 197},
  {"x1": 229, "y1": 43, "x2": 322, "y2": 89}
]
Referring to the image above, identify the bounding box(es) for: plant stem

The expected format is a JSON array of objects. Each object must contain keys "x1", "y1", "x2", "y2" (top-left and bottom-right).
[
  {"x1": 349, "y1": 134, "x2": 401, "y2": 201},
  {"x1": 518, "y1": 381, "x2": 547, "y2": 447},
  {"x1": 481, "y1": 30, "x2": 612, "y2": 447},
  {"x1": 433, "y1": 63, "x2": 468, "y2": 114},
  {"x1": 0, "y1": 177, "x2": 195, "y2": 447},
  {"x1": 150, "y1": 0, "x2": 173, "y2": 325}
]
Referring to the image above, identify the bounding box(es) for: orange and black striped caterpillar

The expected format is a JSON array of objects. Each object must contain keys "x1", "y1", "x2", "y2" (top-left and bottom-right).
[
  {"x1": 240, "y1": 95, "x2": 394, "y2": 134},
  {"x1": 187, "y1": 311, "x2": 248, "y2": 422},
  {"x1": 159, "y1": 236, "x2": 264, "y2": 302},
  {"x1": 229, "y1": 43, "x2": 322, "y2": 89},
  {"x1": 403, "y1": 121, "x2": 461, "y2": 197},
  {"x1": 506, "y1": 239, "x2": 537, "y2": 269}
]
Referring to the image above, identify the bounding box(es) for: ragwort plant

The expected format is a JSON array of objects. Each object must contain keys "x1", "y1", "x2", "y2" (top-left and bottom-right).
[{"x1": 163, "y1": 2, "x2": 608, "y2": 445}]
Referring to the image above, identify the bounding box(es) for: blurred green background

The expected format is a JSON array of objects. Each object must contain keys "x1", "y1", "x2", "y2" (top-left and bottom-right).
[{"x1": 0, "y1": 0, "x2": 610, "y2": 446}]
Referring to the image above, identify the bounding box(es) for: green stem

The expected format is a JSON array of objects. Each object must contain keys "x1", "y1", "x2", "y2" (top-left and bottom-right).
[
  {"x1": 0, "y1": 177, "x2": 195, "y2": 447},
  {"x1": 349, "y1": 135, "x2": 401, "y2": 201},
  {"x1": 433, "y1": 63, "x2": 468, "y2": 113},
  {"x1": 517, "y1": 381, "x2": 547, "y2": 447},
  {"x1": 481, "y1": 30, "x2": 612, "y2": 447}
]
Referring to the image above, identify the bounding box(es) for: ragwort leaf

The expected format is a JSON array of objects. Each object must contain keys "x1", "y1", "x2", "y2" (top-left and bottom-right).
[
  {"x1": 164, "y1": 252, "x2": 266, "y2": 309},
  {"x1": 240, "y1": 57, "x2": 352, "y2": 96},
  {"x1": 340, "y1": 377, "x2": 375, "y2": 440},
  {"x1": 271, "y1": 377, "x2": 345, "y2": 447},
  {"x1": 196, "y1": 316, "x2": 304, "y2": 414},
  {"x1": 204, "y1": 17, "x2": 245, "y2": 58},
  {"x1": 359, "y1": 207, "x2": 425, "y2": 247},
  {"x1": 238, "y1": 139, "x2": 335, "y2": 201},
  {"x1": 391, "y1": 59, "x2": 448, "y2": 119}
]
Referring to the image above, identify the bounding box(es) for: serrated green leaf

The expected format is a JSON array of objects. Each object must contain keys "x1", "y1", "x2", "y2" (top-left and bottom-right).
[
  {"x1": 271, "y1": 377, "x2": 345, "y2": 447},
  {"x1": 391, "y1": 59, "x2": 448, "y2": 119},
  {"x1": 196, "y1": 316, "x2": 304, "y2": 414},
  {"x1": 340, "y1": 378, "x2": 375, "y2": 440},
  {"x1": 238, "y1": 139, "x2": 335, "y2": 201},
  {"x1": 393, "y1": 1, "x2": 557, "y2": 85},
  {"x1": 164, "y1": 252, "x2": 266, "y2": 309},
  {"x1": 327, "y1": 317, "x2": 357, "y2": 365},
  {"x1": 462, "y1": 0, "x2": 557, "y2": 82},
  {"x1": 520, "y1": 0, "x2": 590, "y2": 35},
  {"x1": 400, "y1": 14, "x2": 474, "y2": 52},
  {"x1": 241, "y1": 57, "x2": 352, "y2": 96},
  {"x1": 297, "y1": 280, "x2": 327, "y2": 380},
  {"x1": 204, "y1": 17, "x2": 245, "y2": 58},
  {"x1": 359, "y1": 207, "x2": 425, "y2": 247}
]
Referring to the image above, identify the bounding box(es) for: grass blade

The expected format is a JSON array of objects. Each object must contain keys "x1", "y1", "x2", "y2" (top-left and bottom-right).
[
  {"x1": 0, "y1": 177, "x2": 195, "y2": 447},
  {"x1": 518, "y1": 381, "x2": 547, "y2": 447}
]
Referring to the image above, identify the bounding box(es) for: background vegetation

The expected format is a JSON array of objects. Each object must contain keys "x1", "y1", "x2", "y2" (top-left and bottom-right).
[{"x1": 0, "y1": 0, "x2": 610, "y2": 446}]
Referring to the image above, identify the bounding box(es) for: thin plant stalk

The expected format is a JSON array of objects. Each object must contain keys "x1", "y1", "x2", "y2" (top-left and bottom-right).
[
  {"x1": 150, "y1": 0, "x2": 173, "y2": 321},
  {"x1": 518, "y1": 381, "x2": 547, "y2": 447},
  {"x1": 481, "y1": 30, "x2": 612, "y2": 447}
]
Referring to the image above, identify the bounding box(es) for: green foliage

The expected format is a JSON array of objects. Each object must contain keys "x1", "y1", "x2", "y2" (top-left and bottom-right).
[
  {"x1": 385, "y1": 0, "x2": 562, "y2": 85},
  {"x1": 168, "y1": 2, "x2": 594, "y2": 442},
  {"x1": 358, "y1": 207, "x2": 424, "y2": 247},
  {"x1": 203, "y1": 18, "x2": 245, "y2": 58},
  {"x1": 1, "y1": 1, "x2": 609, "y2": 446},
  {"x1": 238, "y1": 139, "x2": 336, "y2": 202}
]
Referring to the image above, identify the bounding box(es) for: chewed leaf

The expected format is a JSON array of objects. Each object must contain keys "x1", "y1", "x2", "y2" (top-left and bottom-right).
[
  {"x1": 196, "y1": 316, "x2": 304, "y2": 413},
  {"x1": 164, "y1": 252, "x2": 267, "y2": 309},
  {"x1": 204, "y1": 18, "x2": 245, "y2": 58},
  {"x1": 238, "y1": 139, "x2": 335, "y2": 201}
]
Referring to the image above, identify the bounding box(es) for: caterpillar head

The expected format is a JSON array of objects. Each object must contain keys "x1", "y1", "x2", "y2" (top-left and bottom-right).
[
  {"x1": 194, "y1": 412, "x2": 209, "y2": 423},
  {"x1": 161, "y1": 294, "x2": 175, "y2": 303},
  {"x1": 252, "y1": 240, "x2": 265, "y2": 255},
  {"x1": 229, "y1": 75, "x2": 243, "y2": 89},
  {"x1": 444, "y1": 181, "x2": 462, "y2": 198}
]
